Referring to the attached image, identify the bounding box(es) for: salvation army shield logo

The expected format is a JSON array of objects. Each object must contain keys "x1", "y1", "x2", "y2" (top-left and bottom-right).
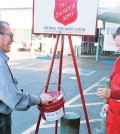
[{"x1": 54, "y1": 0, "x2": 78, "y2": 26}]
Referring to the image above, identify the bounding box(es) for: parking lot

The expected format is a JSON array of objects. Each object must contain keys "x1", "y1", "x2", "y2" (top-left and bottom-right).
[{"x1": 7, "y1": 52, "x2": 115, "y2": 134}]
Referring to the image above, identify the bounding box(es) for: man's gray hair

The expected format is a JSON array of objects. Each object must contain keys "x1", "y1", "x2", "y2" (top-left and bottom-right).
[{"x1": 0, "y1": 21, "x2": 9, "y2": 32}]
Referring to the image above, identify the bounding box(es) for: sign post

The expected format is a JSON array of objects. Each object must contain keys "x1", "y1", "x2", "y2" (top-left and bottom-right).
[{"x1": 33, "y1": 0, "x2": 98, "y2": 133}]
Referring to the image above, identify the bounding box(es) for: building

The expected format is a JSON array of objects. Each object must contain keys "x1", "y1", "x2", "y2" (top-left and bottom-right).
[{"x1": 0, "y1": 0, "x2": 119, "y2": 56}]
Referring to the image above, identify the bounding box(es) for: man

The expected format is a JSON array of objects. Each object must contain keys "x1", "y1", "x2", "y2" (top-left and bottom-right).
[{"x1": 0, "y1": 20, "x2": 52, "y2": 134}]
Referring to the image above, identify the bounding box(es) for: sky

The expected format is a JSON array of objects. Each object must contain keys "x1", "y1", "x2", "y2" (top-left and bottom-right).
[{"x1": 0, "y1": 0, "x2": 33, "y2": 8}]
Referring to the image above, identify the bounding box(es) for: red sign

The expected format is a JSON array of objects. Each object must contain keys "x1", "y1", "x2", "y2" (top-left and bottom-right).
[{"x1": 54, "y1": 0, "x2": 78, "y2": 26}]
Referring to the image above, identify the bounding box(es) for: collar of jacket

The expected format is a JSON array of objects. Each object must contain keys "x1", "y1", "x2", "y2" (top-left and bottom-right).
[{"x1": 0, "y1": 49, "x2": 9, "y2": 62}]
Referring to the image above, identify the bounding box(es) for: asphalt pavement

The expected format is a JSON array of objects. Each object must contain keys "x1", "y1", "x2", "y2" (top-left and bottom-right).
[{"x1": 7, "y1": 51, "x2": 117, "y2": 134}]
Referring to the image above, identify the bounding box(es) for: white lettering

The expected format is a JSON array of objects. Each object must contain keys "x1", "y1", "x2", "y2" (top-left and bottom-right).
[
  {"x1": 62, "y1": 10, "x2": 74, "y2": 21},
  {"x1": 55, "y1": 4, "x2": 75, "y2": 19}
]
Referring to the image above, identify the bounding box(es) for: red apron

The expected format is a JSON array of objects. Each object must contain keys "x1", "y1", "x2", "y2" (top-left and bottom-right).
[
  {"x1": 106, "y1": 99, "x2": 120, "y2": 134},
  {"x1": 106, "y1": 57, "x2": 120, "y2": 134}
]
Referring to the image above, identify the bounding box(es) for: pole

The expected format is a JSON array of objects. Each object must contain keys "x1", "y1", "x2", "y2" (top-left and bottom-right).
[
  {"x1": 35, "y1": 113, "x2": 42, "y2": 134},
  {"x1": 68, "y1": 35, "x2": 91, "y2": 134},
  {"x1": 45, "y1": 35, "x2": 60, "y2": 91},
  {"x1": 55, "y1": 35, "x2": 64, "y2": 134},
  {"x1": 35, "y1": 35, "x2": 60, "y2": 134},
  {"x1": 60, "y1": 112, "x2": 80, "y2": 134},
  {"x1": 96, "y1": 28, "x2": 101, "y2": 61},
  {"x1": 58, "y1": 35, "x2": 64, "y2": 91}
]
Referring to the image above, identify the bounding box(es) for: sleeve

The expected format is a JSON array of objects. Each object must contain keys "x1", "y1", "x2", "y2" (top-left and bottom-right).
[
  {"x1": 112, "y1": 57, "x2": 120, "y2": 71},
  {"x1": 110, "y1": 84, "x2": 120, "y2": 100},
  {"x1": 109, "y1": 57, "x2": 120, "y2": 100},
  {"x1": 106, "y1": 98, "x2": 110, "y2": 104},
  {"x1": 0, "y1": 65, "x2": 41, "y2": 111}
]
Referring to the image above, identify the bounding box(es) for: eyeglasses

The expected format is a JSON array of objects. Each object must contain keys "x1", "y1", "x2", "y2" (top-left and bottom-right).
[
  {"x1": 115, "y1": 43, "x2": 120, "y2": 47},
  {"x1": 0, "y1": 32, "x2": 13, "y2": 40}
]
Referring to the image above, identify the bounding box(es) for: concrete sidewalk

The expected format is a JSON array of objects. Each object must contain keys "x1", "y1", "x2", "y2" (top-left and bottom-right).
[
  {"x1": 7, "y1": 51, "x2": 34, "y2": 61},
  {"x1": 7, "y1": 51, "x2": 118, "y2": 62}
]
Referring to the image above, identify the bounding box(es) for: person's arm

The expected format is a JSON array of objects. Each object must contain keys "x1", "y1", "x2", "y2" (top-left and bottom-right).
[
  {"x1": 0, "y1": 65, "x2": 49, "y2": 111},
  {"x1": 96, "y1": 85, "x2": 120, "y2": 100},
  {"x1": 96, "y1": 88, "x2": 111, "y2": 99},
  {"x1": 110, "y1": 84, "x2": 120, "y2": 100}
]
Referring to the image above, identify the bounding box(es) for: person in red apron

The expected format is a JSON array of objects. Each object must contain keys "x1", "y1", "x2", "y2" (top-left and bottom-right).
[{"x1": 97, "y1": 27, "x2": 120, "y2": 134}]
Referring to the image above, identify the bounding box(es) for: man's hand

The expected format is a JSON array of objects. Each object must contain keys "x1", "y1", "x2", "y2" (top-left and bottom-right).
[
  {"x1": 96, "y1": 88, "x2": 111, "y2": 99},
  {"x1": 39, "y1": 93, "x2": 52, "y2": 105}
]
